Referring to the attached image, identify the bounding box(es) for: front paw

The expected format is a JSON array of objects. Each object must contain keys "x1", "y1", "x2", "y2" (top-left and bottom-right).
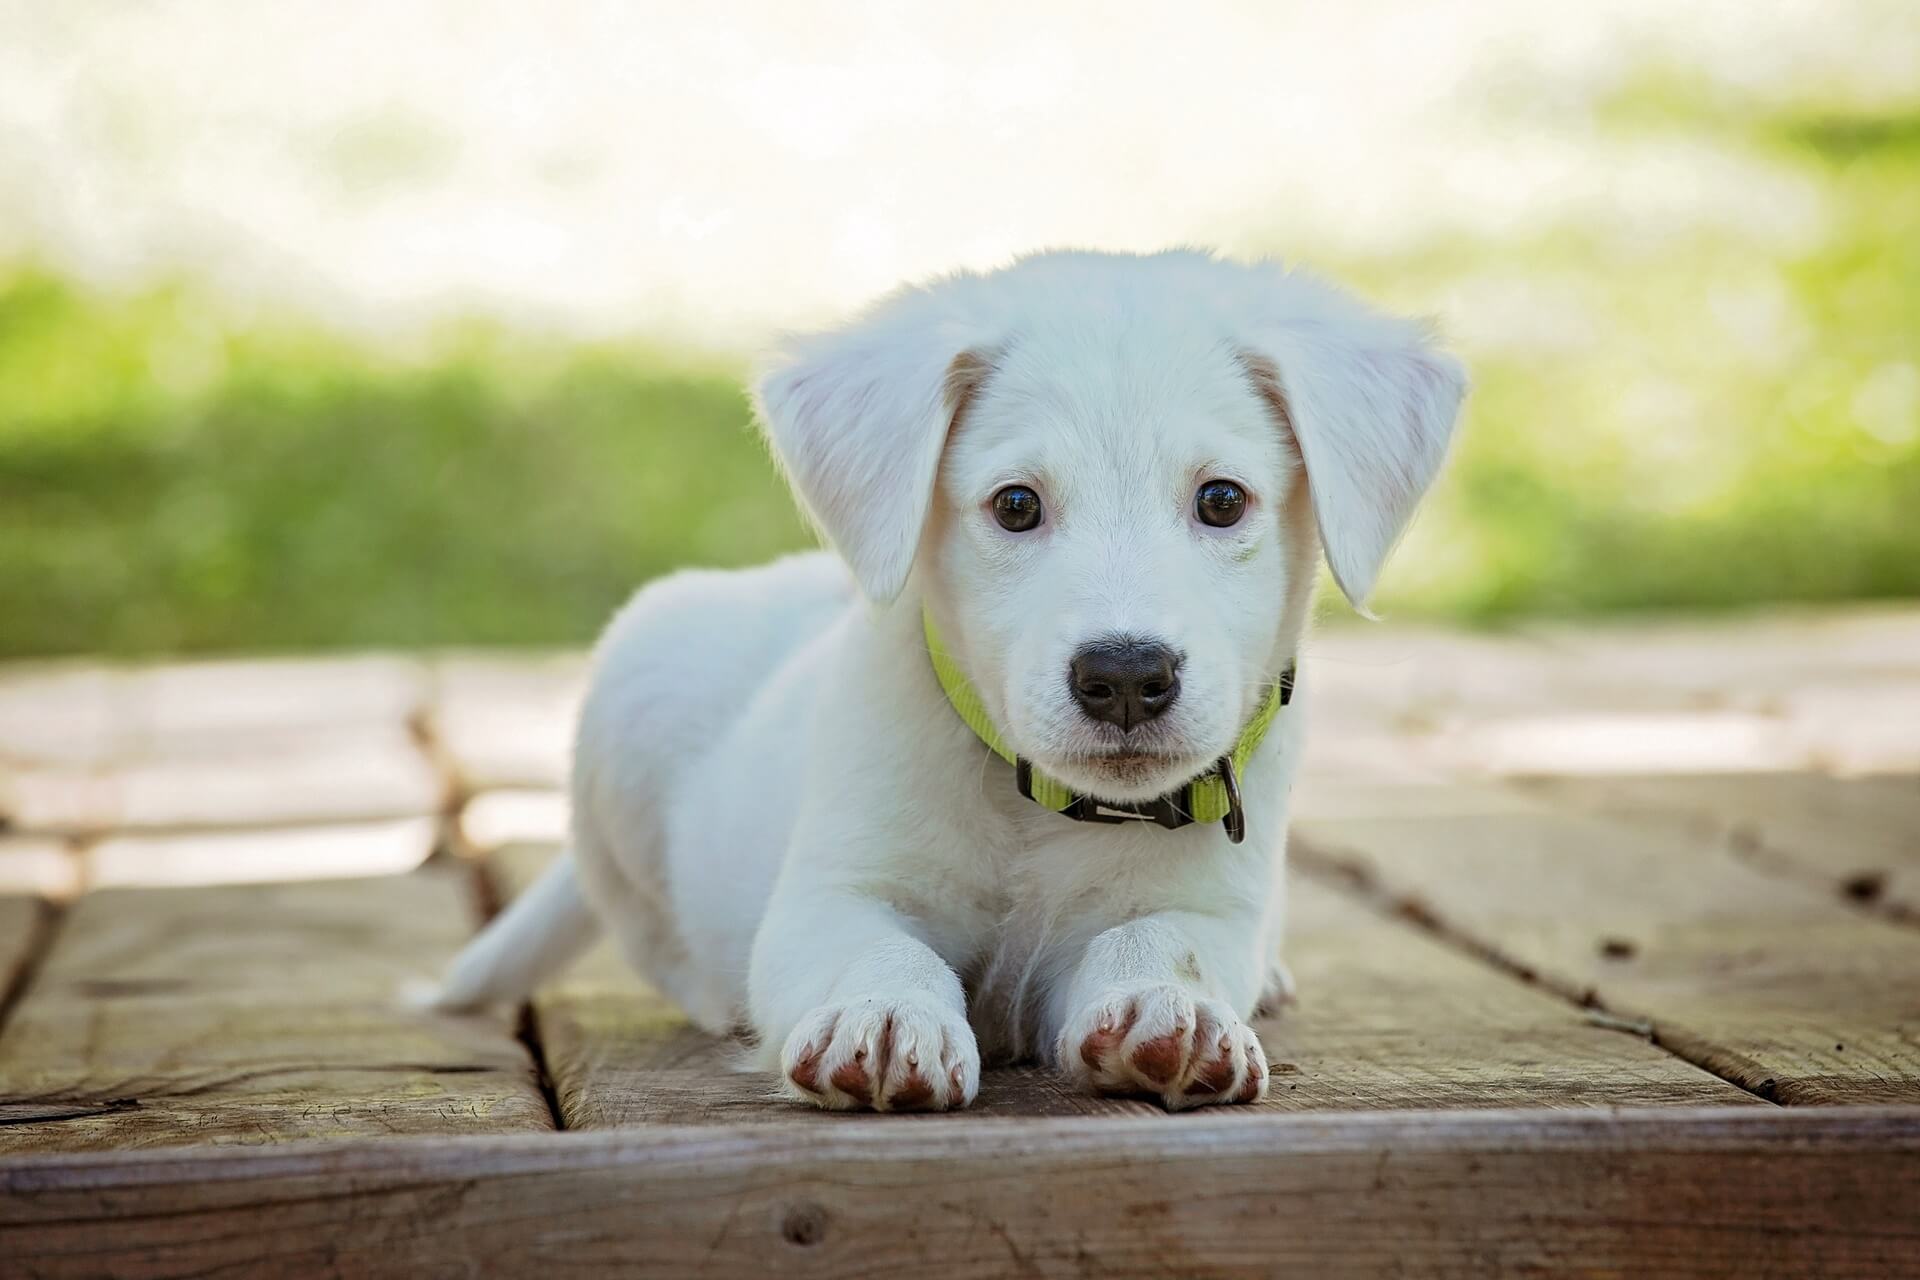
[
  {"x1": 780, "y1": 994, "x2": 980, "y2": 1112},
  {"x1": 1060, "y1": 984, "x2": 1267, "y2": 1110}
]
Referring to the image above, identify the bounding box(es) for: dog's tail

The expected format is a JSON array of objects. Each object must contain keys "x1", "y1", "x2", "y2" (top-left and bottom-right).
[{"x1": 429, "y1": 851, "x2": 600, "y2": 1011}]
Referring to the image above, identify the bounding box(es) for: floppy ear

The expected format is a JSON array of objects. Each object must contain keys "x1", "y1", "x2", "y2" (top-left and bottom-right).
[
  {"x1": 1241, "y1": 286, "x2": 1467, "y2": 609},
  {"x1": 753, "y1": 297, "x2": 991, "y2": 603}
]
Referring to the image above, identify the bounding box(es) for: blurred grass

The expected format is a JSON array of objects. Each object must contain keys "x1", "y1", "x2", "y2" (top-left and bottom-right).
[
  {"x1": 0, "y1": 280, "x2": 806, "y2": 655},
  {"x1": 1344, "y1": 82, "x2": 1920, "y2": 619},
  {"x1": 2, "y1": 89, "x2": 1917, "y2": 657}
]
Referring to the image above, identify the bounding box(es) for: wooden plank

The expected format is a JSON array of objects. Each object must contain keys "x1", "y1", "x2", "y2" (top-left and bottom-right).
[
  {"x1": 85, "y1": 817, "x2": 436, "y2": 889},
  {"x1": 456, "y1": 788, "x2": 568, "y2": 852},
  {"x1": 429, "y1": 653, "x2": 585, "y2": 792},
  {"x1": 1288, "y1": 779, "x2": 1548, "y2": 823},
  {"x1": 0, "y1": 836, "x2": 83, "y2": 899},
  {"x1": 490, "y1": 841, "x2": 1752, "y2": 1124},
  {"x1": 1428, "y1": 708, "x2": 1807, "y2": 777},
  {"x1": 0, "y1": 657, "x2": 425, "y2": 764},
  {"x1": 1512, "y1": 610, "x2": 1920, "y2": 774},
  {"x1": 1296, "y1": 803, "x2": 1920, "y2": 1104},
  {"x1": 3, "y1": 727, "x2": 445, "y2": 836},
  {"x1": 1306, "y1": 608, "x2": 1920, "y2": 782},
  {"x1": 1782, "y1": 681, "x2": 1920, "y2": 774},
  {"x1": 1267, "y1": 877, "x2": 1757, "y2": 1111},
  {"x1": 0, "y1": 658, "x2": 434, "y2": 838},
  {"x1": 1518, "y1": 772, "x2": 1920, "y2": 920},
  {"x1": 0, "y1": 895, "x2": 49, "y2": 1012},
  {"x1": 114, "y1": 655, "x2": 427, "y2": 750},
  {"x1": 1523, "y1": 607, "x2": 1920, "y2": 705},
  {"x1": 0, "y1": 868, "x2": 553, "y2": 1152},
  {"x1": 0, "y1": 664, "x2": 125, "y2": 767},
  {"x1": 3, "y1": 1108, "x2": 1917, "y2": 1278}
]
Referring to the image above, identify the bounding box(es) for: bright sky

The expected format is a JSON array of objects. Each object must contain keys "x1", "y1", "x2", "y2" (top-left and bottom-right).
[{"x1": 1, "y1": 1, "x2": 1911, "y2": 346}]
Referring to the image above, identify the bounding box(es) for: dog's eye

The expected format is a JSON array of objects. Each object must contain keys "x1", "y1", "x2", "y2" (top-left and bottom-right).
[
  {"x1": 991, "y1": 485, "x2": 1044, "y2": 532},
  {"x1": 1195, "y1": 480, "x2": 1246, "y2": 528}
]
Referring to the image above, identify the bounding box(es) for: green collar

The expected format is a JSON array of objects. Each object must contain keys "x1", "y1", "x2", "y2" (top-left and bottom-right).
[{"x1": 923, "y1": 611, "x2": 1293, "y2": 843}]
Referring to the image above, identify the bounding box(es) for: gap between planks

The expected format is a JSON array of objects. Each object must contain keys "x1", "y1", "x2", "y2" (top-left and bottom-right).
[
  {"x1": 1290, "y1": 778, "x2": 1920, "y2": 1106},
  {"x1": 1514, "y1": 772, "x2": 1920, "y2": 932},
  {"x1": 1289, "y1": 839, "x2": 1785, "y2": 1108},
  {"x1": 467, "y1": 849, "x2": 568, "y2": 1133},
  {"x1": 0, "y1": 898, "x2": 66, "y2": 1043},
  {"x1": 485, "y1": 838, "x2": 1758, "y2": 1125}
]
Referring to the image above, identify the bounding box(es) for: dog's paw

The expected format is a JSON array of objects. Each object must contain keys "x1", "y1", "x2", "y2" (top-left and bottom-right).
[
  {"x1": 1060, "y1": 984, "x2": 1267, "y2": 1110},
  {"x1": 780, "y1": 994, "x2": 980, "y2": 1112}
]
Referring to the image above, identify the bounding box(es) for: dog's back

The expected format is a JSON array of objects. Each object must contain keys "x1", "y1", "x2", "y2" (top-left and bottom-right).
[
  {"x1": 570, "y1": 550, "x2": 855, "y2": 1021},
  {"x1": 436, "y1": 550, "x2": 854, "y2": 1017}
]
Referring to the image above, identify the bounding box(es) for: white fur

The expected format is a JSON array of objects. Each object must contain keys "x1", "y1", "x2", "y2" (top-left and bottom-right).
[{"x1": 436, "y1": 249, "x2": 1465, "y2": 1112}]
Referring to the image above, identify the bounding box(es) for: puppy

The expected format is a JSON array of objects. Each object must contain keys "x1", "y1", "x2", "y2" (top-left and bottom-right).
[{"x1": 435, "y1": 249, "x2": 1465, "y2": 1111}]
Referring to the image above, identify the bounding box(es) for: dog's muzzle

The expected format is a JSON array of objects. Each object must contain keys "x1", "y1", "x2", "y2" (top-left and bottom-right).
[{"x1": 926, "y1": 611, "x2": 1293, "y2": 845}]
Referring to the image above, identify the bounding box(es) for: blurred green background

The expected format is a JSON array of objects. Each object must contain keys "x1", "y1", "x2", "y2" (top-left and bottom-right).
[{"x1": 3, "y1": 7, "x2": 1916, "y2": 658}]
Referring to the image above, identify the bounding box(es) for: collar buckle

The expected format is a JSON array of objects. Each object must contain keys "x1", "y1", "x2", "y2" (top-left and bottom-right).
[{"x1": 1017, "y1": 756, "x2": 1246, "y2": 842}]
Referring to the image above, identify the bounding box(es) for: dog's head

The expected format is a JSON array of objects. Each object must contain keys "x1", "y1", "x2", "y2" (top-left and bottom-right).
[{"x1": 755, "y1": 251, "x2": 1465, "y2": 803}]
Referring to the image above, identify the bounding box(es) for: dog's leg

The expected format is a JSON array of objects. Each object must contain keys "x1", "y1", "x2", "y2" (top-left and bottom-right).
[
  {"x1": 753, "y1": 892, "x2": 979, "y2": 1112},
  {"x1": 1047, "y1": 911, "x2": 1270, "y2": 1110}
]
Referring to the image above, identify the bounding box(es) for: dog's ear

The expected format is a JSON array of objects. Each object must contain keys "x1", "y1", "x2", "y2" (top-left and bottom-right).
[
  {"x1": 1240, "y1": 280, "x2": 1467, "y2": 609},
  {"x1": 753, "y1": 300, "x2": 991, "y2": 603}
]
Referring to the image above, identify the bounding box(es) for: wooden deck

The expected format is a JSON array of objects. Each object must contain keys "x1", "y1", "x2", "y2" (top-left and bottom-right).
[{"x1": 2, "y1": 610, "x2": 1919, "y2": 1276}]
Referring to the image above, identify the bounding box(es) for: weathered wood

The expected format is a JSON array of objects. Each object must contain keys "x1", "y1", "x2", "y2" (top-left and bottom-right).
[
  {"x1": 456, "y1": 788, "x2": 568, "y2": 852},
  {"x1": 1523, "y1": 607, "x2": 1920, "y2": 707},
  {"x1": 0, "y1": 657, "x2": 426, "y2": 765},
  {"x1": 1265, "y1": 878, "x2": 1758, "y2": 1111},
  {"x1": 0, "y1": 655, "x2": 440, "y2": 837},
  {"x1": 0, "y1": 870, "x2": 553, "y2": 1152},
  {"x1": 3, "y1": 1108, "x2": 1917, "y2": 1278},
  {"x1": 0, "y1": 895, "x2": 50, "y2": 1014},
  {"x1": 1313, "y1": 608, "x2": 1920, "y2": 780},
  {"x1": 489, "y1": 841, "x2": 1753, "y2": 1124},
  {"x1": 85, "y1": 817, "x2": 437, "y2": 889},
  {"x1": 0, "y1": 664, "x2": 125, "y2": 767},
  {"x1": 3, "y1": 727, "x2": 445, "y2": 836},
  {"x1": 1296, "y1": 805, "x2": 1920, "y2": 1104},
  {"x1": 1518, "y1": 772, "x2": 1920, "y2": 920},
  {"x1": 429, "y1": 653, "x2": 586, "y2": 792},
  {"x1": 1288, "y1": 778, "x2": 1548, "y2": 823},
  {"x1": 0, "y1": 837, "x2": 83, "y2": 899}
]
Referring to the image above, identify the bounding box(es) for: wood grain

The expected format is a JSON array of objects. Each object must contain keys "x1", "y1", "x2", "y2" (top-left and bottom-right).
[
  {"x1": 3, "y1": 1107, "x2": 1916, "y2": 1278},
  {"x1": 0, "y1": 657, "x2": 438, "y2": 838},
  {"x1": 1518, "y1": 772, "x2": 1920, "y2": 920},
  {"x1": 0, "y1": 869, "x2": 553, "y2": 1152},
  {"x1": 489, "y1": 841, "x2": 1753, "y2": 1124},
  {"x1": 1265, "y1": 876, "x2": 1757, "y2": 1111},
  {"x1": 0, "y1": 895, "x2": 50, "y2": 1015},
  {"x1": 84, "y1": 817, "x2": 437, "y2": 889},
  {"x1": 428, "y1": 654, "x2": 585, "y2": 792},
  {"x1": 0, "y1": 656, "x2": 426, "y2": 768},
  {"x1": 2, "y1": 727, "x2": 445, "y2": 836},
  {"x1": 1297, "y1": 803, "x2": 1920, "y2": 1104},
  {"x1": 0, "y1": 836, "x2": 83, "y2": 898}
]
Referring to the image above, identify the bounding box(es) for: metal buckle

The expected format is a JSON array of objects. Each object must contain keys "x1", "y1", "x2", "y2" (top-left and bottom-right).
[
  {"x1": 1061, "y1": 790, "x2": 1195, "y2": 830},
  {"x1": 1215, "y1": 755, "x2": 1246, "y2": 844},
  {"x1": 1019, "y1": 756, "x2": 1245, "y2": 841}
]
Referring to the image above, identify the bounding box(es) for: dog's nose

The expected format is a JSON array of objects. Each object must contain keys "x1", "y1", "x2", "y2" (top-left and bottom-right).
[{"x1": 1069, "y1": 639, "x2": 1182, "y2": 731}]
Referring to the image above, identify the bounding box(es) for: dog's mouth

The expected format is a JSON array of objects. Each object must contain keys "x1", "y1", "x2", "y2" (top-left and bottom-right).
[{"x1": 1050, "y1": 744, "x2": 1211, "y2": 799}]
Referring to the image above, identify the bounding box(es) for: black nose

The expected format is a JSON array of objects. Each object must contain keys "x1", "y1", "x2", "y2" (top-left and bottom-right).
[{"x1": 1069, "y1": 639, "x2": 1182, "y2": 731}]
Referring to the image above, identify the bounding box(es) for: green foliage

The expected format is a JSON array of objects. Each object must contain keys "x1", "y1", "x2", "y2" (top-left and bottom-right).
[
  {"x1": 0, "y1": 274, "x2": 807, "y2": 656},
  {"x1": 1351, "y1": 89, "x2": 1920, "y2": 619},
  {"x1": 2, "y1": 85, "x2": 1916, "y2": 656}
]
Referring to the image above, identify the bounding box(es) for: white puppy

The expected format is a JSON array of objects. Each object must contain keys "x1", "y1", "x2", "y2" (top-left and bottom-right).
[{"x1": 436, "y1": 249, "x2": 1465, "y2": 1112}]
